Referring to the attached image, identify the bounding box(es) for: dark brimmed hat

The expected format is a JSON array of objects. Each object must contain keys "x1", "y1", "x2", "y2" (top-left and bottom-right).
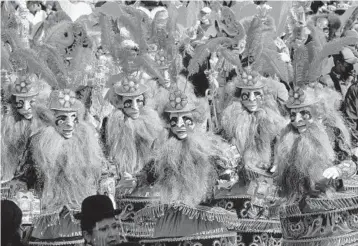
[{"x1": 74, "y1": 195, "x2": 121, "y2": 229}]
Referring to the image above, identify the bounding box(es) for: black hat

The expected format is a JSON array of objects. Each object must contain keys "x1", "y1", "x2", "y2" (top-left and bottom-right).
[{"x1": 74, "y1": 195, "x2": 121, "y2": 231}]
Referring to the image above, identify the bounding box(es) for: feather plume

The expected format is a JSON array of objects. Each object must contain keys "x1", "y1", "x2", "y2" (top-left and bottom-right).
[
  {"x1": 9, "y1": 49, "x2": 59, "y2": 89},
  {"x1": 97, "y1": 2, "x2": 149, "y2": 52},
  {"x1": 166, "y1": 2, "x2": 180, "y2": 54},
  {"x1": 120, "y1": 6, "x2": 149, "y2": 52},
  {"x1": 1, "y1": 29, "x2": 22, "y2": 52},
  {"x1": 219, "y1": 48, "x2": 242, "y2": 72},
  {"x1": 34, "y1": 44, "x2": 68, "y2": 88},
  {"x1": 261, "y1": 48, "x2": 290, "y2": 83},
  {"x1": 136, "y1": 55, "x2": 165, "y2": 83},
  {"x1": 307, "y1": 36, "x2": 358, "y2": 82},
  {"x1": 243, "y1": 16, "x2": 262, "y2": 59},
  {"x1": 232, "y1": 20, "x2": 246, "y2": 44},
  {"x1": 292, "y1": 45, "x2": 309, "y2": 87},
  {"x1": 306, "y1": 22, "x2": 326, "y2": 57},
  {"x1": 240, "y1": 16, "x2": 254, "y2": 34},
  {"x1": 1, "y1": 45, "x2": 12, "y2": 70},
  {"x1": 187, "y1": 37, "x2": 233, "y2": 76},
  {"x1": 98, "y1": 14, "x2": 112, "y2": 51},
  {"x1": 276, "y1": 1, "x2": 293, "y2": 36},
  {"x1": 342, "y1": 7, "x2": 358, "y2": 35}
]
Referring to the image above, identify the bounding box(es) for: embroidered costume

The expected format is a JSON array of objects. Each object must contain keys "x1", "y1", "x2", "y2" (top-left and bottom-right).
[
  {"x1": 132, "y1": 88, "x2": 239, "y2": 245},
  {"x1": 13, "y1": 89, "x2": 107, "y2": 246}
]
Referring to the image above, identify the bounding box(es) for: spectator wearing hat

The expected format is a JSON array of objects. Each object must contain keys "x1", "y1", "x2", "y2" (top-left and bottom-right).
[
  {"x1": 1, "y1": 200, "x2": 24, "y2": 246},
  {"x1": 75, "y1": 195, "x2": 140, "y2": 246},
  {"x1": 320, "y1": 47, "x2": 358, "y2": 98}
]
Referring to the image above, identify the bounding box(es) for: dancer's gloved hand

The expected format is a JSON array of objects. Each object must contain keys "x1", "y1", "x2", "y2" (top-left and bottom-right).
[{"x1": 323, "y1": 166, "x2": 341, "y2": 179}]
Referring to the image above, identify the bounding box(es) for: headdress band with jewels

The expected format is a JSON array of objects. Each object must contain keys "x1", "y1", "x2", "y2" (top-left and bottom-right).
[
  {"x1": 164, "y1": 90, "x2": 196, "y2": 113},
  {"x1": 11, "y1": 73, "x2": 39, "y2": 97},
  {"x1": 286, "y1": 87, "x2": 319, "y2": 109},
  {"x1": 113, "y1": 74, "x2": 148, "y2": 97},
  {"x1": 236, "y1": 68, "x2": 264, "y2": 89},
  {"x1": 49, "y1": 89, "x2": 82, "y2": 112}
]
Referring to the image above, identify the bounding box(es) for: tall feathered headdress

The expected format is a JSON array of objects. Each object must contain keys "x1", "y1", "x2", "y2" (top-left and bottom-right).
[
  {"x1": 292, "y1": 24, "x2": 358, "y2": 87},
  {"x1": 187, "y1": 5, "x2": 245, "y2": 76},
  {"x1": 9, "y1": 49, "x2": 59, "y2": 89},
  {"x1": 97, "y1": 2, "x2": 166, "y2": 84},
  {"x1": 241, "y1": 2, "x2": 291, "y2": 83},
  {"x1": 341, "y1": 6, "x2": 358, "y2": 36}
]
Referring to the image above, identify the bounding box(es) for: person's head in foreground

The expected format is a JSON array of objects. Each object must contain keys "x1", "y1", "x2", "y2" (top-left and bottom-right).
[
  {"x1": 75, "y1": 195, "x2": 124, "y2": 246},
  {"x1": 1, "y1": 200, "x2": 24, "y2": 246}
]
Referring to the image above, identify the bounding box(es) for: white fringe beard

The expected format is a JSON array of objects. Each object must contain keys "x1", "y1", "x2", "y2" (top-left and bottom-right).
[
  {"x1": 1, "y1": 106, "x2": 50, "y2": 181},
  {"x1": 274, "y1": 122, "x2": 335, "y2": 198},
  {"x1": 221, "y1": 98, "x2": 286, "y2": 171},
  {"x1": 30, "y1": 121, "x2": 104, "y2": 212},
  {"x1": 106, "y1": 107, "x2": 164, "y2": 175},
  {"x1": 151, "y1": 129, "x2": 227, "y2": 206}
]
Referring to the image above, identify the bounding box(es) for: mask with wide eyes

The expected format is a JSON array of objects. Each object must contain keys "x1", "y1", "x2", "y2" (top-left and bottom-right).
[
  {"x1": 290, "y1": 110, "x2": 312, "y2": 122},
  {"x1": 122, "y1": 95, "x2": 145, "y2": 120},
  {"x1": 241, "y1": 91, "x2": 262, "y2": 101},
  {"x1": 123, "y1": 96, "x2": 144, "y2": 109},
  {"x1": 290, "y1": 108, "x2": 313, "y2": 133},
  {"x1": 169, "y1": 113, "x2": 195, "y2": 140},
  {"x1": 55, "y1": 111, "x2": 78, "y2": 139},
  {"x1": 240, "y1": 89, "x2": 263, "y2": 112},
  {"x1": 15, "y1": 97, "x2": 36, "y2": 120},
  {"x1": 170, "y1": 116, "x2": 193, "y2": 128}
]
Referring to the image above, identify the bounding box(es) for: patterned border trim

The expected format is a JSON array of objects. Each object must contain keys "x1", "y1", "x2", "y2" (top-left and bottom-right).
[
  {"x1": 139, "y1": 232, "x2": 237, "y2": 243},
  {"x1": 135, "y1": 204, "x2": 237, "y2": 225},
  {"x1": 32, "y1": 206, "x2": 80, "y2": 228},
  {"x1": 230, "y1": 218, "x2": 281, "y2": 233},
  {"x1": 306, "y1": 194, "x2": 358, "y2": 211},
  {"x1": 29, "y1": 239, "x2": 84, "y2": 246},
  {"x1": 122, "y1": 222, "x2": 154, "y2": 238},
  {"x1": 281, "y1": 230, "x2": 358, "y2": 246},
  {"x1": 118, "y1": 197, "x2": 160, "y2": 203}
]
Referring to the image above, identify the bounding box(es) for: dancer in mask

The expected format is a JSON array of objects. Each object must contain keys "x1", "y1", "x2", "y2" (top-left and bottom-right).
[
  {"x1": 275, "y1": 86, "x2": 358, "y2": 246},
  {"x1": 12, "y1": 88, "x2": 107, "y2": 245},
  {"x1": 1, "y1": 50, "x2": 53, "y2": 183},
  {"x1": 126, "y1": 88, "x2": 239, "y2": 245},
  {"x1": 213, "y1": 67, "x2": 287, "y2": 246}
]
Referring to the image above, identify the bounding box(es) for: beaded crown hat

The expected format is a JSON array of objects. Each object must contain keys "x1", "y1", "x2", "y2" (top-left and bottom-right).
[
  {"x1": 286, "y1": 86, "x2": 319, "y2": 109},
  {"x1": 112, "y1": 73, "x2": 149, "y2": 97},
  {"x1": 235, "y1": 67, "x2": 264, "y2": 90},
  {"x1": 164, "y1": 89, "x2": 196, "y2": 113},
  {"x1": 49, "y1": 89, "x2": 82, "y2": 112},
  {"x1": 10, "y1": 73, "x2": 39, "y2": 98}
]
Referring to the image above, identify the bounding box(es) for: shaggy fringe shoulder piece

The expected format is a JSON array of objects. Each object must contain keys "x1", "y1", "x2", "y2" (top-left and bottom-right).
[
  {"x1": 315, "y1": 87, "x2": 351, "y2": 145},
  {"x1": 221, "y1": 94, "x2": 285, "y2": 158},
  {"x1": 106, "y1": 107, "x2": 164, "y2": 175},
  {"x1": 30, "y1": 121, "x2": 104, "y2": 212},
  {"x1": 1, "y1": 105, "x2": 53, "y2": 182},
  {"x1": 150, "y1": 130, "x2": 222, "y2": 207},
  {"x1": 274, "y1": 122, "x2": 335, "y2": 198}
]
